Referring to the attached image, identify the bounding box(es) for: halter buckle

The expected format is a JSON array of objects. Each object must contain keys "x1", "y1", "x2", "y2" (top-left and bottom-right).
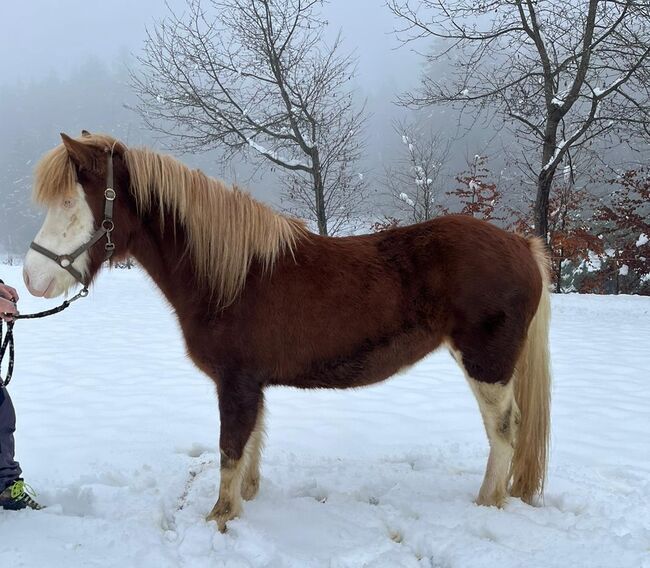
[
  {"x1": 102, "y1": 219, "x2": 115, "y2": 232},
  {"x1": 58, "y1": 255, "x2": 73, "y2": 268},
  {"x1": 105, "y1": 188, "x2": 116, "y2": 201}
]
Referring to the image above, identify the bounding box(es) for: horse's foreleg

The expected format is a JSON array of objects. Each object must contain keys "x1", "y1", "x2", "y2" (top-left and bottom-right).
[
  {"x1": 206, "y1": 384, "x2": 263, "y2": 532},
  {"x1": 241, "y1": 403, "x2": 265, "y2": 501}
]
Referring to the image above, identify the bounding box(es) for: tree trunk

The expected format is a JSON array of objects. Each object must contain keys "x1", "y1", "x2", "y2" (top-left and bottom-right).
[
  {"x1": 535, "y1": 119, "x2": 560, "y2": 242},
  {"x1": 535, "y1": 171, "x2": 553, "y2": 242},
  {"x1": 423, "y1": 185, "x2": 431, "y2": 220},
  {"x1": 311, "y1": 150, "x2": 328, "y2": 236},
  {"x1": 555, "y1": 256, "x2": 562, "y2": 294}
]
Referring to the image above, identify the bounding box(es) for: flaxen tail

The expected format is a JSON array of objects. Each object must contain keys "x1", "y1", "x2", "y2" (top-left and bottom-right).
[{"x1": 510, "y1": 237, "x2": 552, "y2": 504}]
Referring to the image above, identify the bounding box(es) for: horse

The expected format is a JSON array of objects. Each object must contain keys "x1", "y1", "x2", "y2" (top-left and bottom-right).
[{"x1": 23, "y1": 132, "x2": 551, "y2": 532}]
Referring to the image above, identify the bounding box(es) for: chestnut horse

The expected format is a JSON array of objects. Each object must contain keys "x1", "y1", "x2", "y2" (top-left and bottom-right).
[{"x1": 23, "y1": 132, "x2": 551, "y2": 532}]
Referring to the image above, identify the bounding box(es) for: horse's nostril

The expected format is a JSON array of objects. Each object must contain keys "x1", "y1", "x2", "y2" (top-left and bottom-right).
[{"x1": 23, "y1": 269, "x2": 30, "y2": 289}]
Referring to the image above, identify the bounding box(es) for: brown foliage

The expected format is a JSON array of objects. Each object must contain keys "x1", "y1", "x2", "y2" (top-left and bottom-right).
[
  {"x1": 590, "y1": 168, "x2": 650, "y2": 294},
  {"x1": 371, "y1": 216, "x2": 402, "y2": 233},
  {"x1": 445, "y1": 155, "x2": 503, "y2": 221}
]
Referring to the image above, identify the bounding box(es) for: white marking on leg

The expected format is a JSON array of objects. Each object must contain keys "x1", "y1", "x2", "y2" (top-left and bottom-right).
[
  {"x1": 449, "y1": 346, "x2": 518, "y2": 507},
  {"x1": 241, "y1": 406, "x2": 265, "y2": 501},
  {"x1": 207, "y1": 405, "x2": 265, "y2": 531},
  {"x1": 469, "y1": 379, "x2": 517, "y2": 507}
]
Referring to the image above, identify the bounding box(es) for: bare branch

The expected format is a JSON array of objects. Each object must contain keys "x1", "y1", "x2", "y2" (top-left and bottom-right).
[
  {"x1": 132, "y1": 0, "x2": 367, "y2": 235},
  {"x1": 391, "y1": 0, "x2": 650, "y2": 239}
]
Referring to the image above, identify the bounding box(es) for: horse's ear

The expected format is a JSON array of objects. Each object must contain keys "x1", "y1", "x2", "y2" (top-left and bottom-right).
[
  {"x1": 81, "y1": 129, "x2": 91, "y2": 138},
  {"x1": 60, "y1": 132, "x2": 94, "y2": 170}
]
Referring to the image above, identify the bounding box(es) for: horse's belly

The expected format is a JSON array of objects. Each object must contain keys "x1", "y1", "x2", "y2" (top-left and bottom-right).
[{"x1": 271, "y1": 325, "x2": 443, "y2": 389}]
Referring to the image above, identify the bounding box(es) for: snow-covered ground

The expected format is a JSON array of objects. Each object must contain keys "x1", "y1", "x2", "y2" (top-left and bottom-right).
[{"x1": 0, "y1": 265, "x2": 648, "y2": 568}]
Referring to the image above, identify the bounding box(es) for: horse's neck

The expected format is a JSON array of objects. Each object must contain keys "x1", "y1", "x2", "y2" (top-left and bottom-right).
[{"x1": 129, "y1": 213, "x2": 207, "y2": 315}]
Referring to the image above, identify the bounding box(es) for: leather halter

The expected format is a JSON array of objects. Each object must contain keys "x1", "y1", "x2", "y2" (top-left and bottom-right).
[{"x1": 29, "y1": 149, "x2": 117, "y2": 289}]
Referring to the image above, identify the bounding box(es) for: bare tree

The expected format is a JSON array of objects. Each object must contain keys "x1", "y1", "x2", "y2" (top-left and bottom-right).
[
  {"x1": 389, "y1": 0, "x2": 650, "y2": 241},
  {"x1": 132, "y1": 0, "x2": 366, "y2": 235},
  {"x1": 383, "y1": 120, "x2": 450, "y2": 223}
]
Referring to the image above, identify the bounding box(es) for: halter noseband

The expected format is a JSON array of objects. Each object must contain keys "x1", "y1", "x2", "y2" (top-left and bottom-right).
[{"x1": 29, "y1": 149, "x2": 117, "y2": 289}]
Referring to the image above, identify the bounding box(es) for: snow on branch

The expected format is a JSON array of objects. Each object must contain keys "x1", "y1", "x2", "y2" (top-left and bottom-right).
[{"x1": 246, "y1": 138, "x2": 310, "y2": 170}]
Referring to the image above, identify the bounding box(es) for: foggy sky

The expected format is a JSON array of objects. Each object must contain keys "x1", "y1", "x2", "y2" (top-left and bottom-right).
[
  {"x1": 0, "y1": 0, "x2": 419, "y2": 91},
  {"x1": 0, "y1": 1, "x2": 508, "y2": 253}
]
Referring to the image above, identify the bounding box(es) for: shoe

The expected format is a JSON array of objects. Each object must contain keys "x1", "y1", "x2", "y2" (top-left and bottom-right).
[{"x1": 0, "y1": 479, "x2": 44, "y2": 510}]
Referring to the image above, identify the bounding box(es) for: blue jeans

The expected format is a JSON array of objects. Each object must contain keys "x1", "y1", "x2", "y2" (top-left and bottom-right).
[{"x1": 0, "y1": 386, "x2": 21, "y2": 491}]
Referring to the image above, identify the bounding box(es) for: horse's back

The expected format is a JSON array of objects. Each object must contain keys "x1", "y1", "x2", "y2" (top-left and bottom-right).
[{"x1": 220, "y1": 215, "x2": 544, "y2": 388}]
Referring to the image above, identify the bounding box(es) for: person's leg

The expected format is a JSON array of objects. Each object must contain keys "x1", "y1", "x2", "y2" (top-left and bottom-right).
[{"x1": 0, "y1": 386, "x2": 22, "y2": 491}]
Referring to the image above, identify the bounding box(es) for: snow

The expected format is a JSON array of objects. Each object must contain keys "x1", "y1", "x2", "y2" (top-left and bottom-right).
[
  {"x1": 586, "y1": 251, "x2": 602, "y2": 272},
  {"x1": 551, "y1": 88, "x2": 570, "y2": 107},
  {"x1": 637, "y1": 233, "x2": 649, "y2": 247},
  {"x1": 593, "y1": 76, "x2": 626, "y2": 97},
  {"x1": 1, "y1": 266, "x2": 650, "y2": 568},
  {"x1": 542, "y1": 139, "x2": 568, "y2": 171},
  {"x1": 398, "y1": 192, "x2": 415, "y2": 207},
  {"x1": 246, "y1": 139, "x2": 310, "y2": 169},
  {"x1": 619, "y1": 264, "x2": 629, "y2": 276}
]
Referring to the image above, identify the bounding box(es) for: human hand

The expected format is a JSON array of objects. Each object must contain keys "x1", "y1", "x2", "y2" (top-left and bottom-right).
[{"x1": 0, "y1": 283, "x2": 19, "y2": 321}]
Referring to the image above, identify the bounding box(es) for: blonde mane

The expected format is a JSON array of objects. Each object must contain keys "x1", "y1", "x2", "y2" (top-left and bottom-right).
[
  {"x1": 126, "y1": 147, "x2": 307, "y2": 306},
  {"x1": 33, "y1": 134, "x2": 307, "y2": 307}
]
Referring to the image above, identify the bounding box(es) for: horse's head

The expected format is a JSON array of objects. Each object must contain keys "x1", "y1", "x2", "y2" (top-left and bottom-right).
[{"x1": 23, "y1": 131, "x2": 132, "y2": 298}]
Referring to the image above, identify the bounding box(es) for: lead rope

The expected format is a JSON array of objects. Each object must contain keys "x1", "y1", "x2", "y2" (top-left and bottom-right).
[{"x1": 0, "y1": 283, "x2": 89, "y2": 388}]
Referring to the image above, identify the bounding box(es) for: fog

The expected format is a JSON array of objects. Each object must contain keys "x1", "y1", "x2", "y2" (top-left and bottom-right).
[
  {"x1": 1, "y1": 1, "x2": 416, "y2": 87},
  {"x1": 0, "y1": 1, "x2": 531, "y2": 253}
]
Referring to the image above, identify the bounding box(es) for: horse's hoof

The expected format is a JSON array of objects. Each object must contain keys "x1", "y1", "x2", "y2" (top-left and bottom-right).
[
  {"x1": 206, "y1": 500, "x2": 240, "y2": 533},
  {"x1": 475, "y1": 492, "x2": 507, "y2": 508},
  {"x1": 206, "y1": 512, "x2": 228, "y2": 533},
  {"x1": 241, "y1": 476, "x2": 260, "y2": 501}
]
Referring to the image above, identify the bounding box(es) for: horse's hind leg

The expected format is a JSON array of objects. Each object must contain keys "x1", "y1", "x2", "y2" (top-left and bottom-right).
[
  {"x1": 241, "y1": 404, "x2": 265, "y2": 501},
  {"x1": 206, "y1": 384, "x2": 264, "y2": 532},
  {"x1": 466, "y1": 378, "x2": 519, "y2": 507},
  {"x1": 449, "y1": 348, "x2": 519, "y2": 507}
]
